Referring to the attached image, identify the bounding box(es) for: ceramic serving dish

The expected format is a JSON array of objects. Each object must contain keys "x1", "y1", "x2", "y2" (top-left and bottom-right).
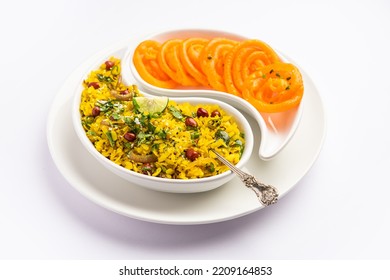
[
  {"x1": 122, "y1": 28, "x2": 304, "y2": 160},
  {"x1": 72, "y1": 61, "x2": 254, "y2": 193}
]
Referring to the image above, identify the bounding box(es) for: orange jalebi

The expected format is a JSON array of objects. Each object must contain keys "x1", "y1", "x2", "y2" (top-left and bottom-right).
[
  {"x1": 242, "y1": 63, "x2": 304, "y2": 113},
  {"x1": 133, "y1": 37, "x2": 304, "y2": 113},
  {"x1": 179, "y1": 38, "x2": 209, "y2": 86},
  {"x1": 133, "y1": 40, "x2": 177, "y2": 89},
  {"x1": 157, "y1": 39, "x2": 199, "y2": 86}
]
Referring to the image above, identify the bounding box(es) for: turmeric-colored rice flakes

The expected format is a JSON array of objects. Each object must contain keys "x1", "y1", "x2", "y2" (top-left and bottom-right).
[{"x1": 79, "y1": 57, "x2": 245, "y2": 179}]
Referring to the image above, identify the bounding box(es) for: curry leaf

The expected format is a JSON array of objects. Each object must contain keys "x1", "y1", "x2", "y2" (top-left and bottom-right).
[{"x1": 168, "y1": 106, "x2": 184, "y2": 120}]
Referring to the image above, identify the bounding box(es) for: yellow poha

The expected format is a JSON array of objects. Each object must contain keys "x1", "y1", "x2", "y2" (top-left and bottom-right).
[{"x1": 79, "y1": 57, "x2": 245, "y2": 179}]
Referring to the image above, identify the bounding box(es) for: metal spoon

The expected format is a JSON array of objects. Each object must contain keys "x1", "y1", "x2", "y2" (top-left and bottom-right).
[{"x1": 210, "y1": 149, "x2": 279, "y2": 206}]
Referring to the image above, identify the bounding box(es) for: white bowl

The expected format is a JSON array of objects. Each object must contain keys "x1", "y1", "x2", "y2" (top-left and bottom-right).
[
  {"x1": 72, "y1": 67, "x2": 254, "y2": 193},
  {"x1": 122, "y1": 28, "x2": 304, "y2": 160}
]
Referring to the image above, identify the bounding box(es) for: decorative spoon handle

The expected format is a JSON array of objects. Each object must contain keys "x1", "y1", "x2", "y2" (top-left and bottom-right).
[{"x1": 210, "y1": 149, "x2": 278, "y2": 206}]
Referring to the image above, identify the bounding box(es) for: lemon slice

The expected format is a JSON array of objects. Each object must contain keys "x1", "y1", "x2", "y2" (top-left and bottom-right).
[{"x1": 133, "y1": 96, "x2": 169, "y2": 114}]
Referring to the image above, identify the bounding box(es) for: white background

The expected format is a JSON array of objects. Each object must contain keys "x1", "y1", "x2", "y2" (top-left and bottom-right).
[{"x1": 1, "y1": 0, "x2": 389, "y2": 260}]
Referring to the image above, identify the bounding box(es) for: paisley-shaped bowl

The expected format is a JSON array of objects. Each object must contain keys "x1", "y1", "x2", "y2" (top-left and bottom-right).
[
  {"x1": 122, "y1": 28, "x2": 304, "y2": 160},
  {"x1": 72, "y1": 58, "x2": 254, "y2": 193}
]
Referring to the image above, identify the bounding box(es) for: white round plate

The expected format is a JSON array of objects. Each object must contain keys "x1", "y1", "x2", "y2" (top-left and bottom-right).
[{"x1": 47, "y1": 40, "x2": 325, "y2": 225}]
